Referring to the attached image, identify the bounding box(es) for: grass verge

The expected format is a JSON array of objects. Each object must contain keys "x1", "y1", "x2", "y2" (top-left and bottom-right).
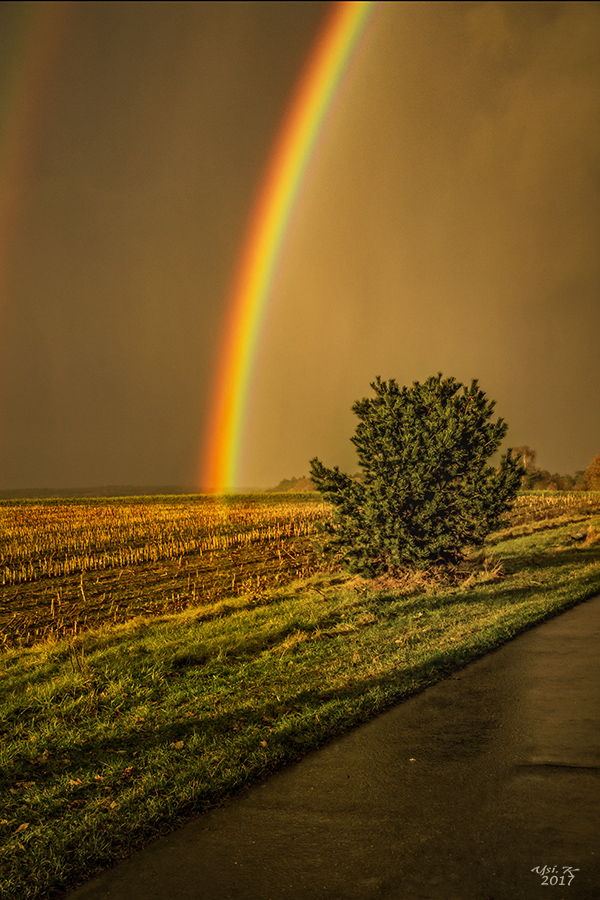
[{"x1": 1, "y1": 515, "x2": 600, "y2": 899}]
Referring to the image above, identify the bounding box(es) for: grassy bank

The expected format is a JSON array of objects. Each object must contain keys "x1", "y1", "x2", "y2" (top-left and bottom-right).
[{"x1": 1, "y1": 507, "x2": 599, "y2": 899}]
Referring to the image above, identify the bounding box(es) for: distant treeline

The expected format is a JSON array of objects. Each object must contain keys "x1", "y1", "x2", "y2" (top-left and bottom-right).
[
  {"x1": 266, "y1": 476, "x2": 317, "y2": 493},
  {"x1": 271, "y1": 449, "x2": 600, "y2": 494},
  {"x1": 521, "y1": 470, "x2": 587, "y2": 491},
  {"x1": 511, "y1": 447, "x2": 600, "y2": 491}
]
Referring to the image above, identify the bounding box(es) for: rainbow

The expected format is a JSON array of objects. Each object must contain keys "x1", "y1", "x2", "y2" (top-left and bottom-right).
[{"x1": 201, "y1": 0, "x2": 378, "y2": 493}]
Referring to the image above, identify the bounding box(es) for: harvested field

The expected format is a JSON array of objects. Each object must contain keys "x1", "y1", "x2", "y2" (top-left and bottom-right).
[
  {"x1": 2, "y1": 491, "x2": 599, "y2": 650},
  {"x1": 0, "y1": 494, "x2": 329, "y2": 648}
]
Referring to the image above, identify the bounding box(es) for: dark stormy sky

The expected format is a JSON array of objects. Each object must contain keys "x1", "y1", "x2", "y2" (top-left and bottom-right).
[{"x1": 0, "y1": 1, "x2": 599, "y2": 491}]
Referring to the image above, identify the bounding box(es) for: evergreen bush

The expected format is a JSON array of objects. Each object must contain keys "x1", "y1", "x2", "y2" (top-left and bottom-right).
[{"x1": 309, "y1": 374, "x2": 521, "y2": 575}]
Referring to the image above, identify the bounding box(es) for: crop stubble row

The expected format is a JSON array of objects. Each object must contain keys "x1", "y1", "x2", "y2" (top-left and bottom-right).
[{"x1": 1, "y1": 492, "x2": 599, "y2": 649}]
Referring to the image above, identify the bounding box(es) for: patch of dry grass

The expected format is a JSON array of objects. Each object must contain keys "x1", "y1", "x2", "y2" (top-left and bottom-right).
[
  {"x1": 583, "y1": 525, "x2": 600, "y2": 546},
  {"x1": 348, "y1": 553, "x2": 505, "y2": 597}
]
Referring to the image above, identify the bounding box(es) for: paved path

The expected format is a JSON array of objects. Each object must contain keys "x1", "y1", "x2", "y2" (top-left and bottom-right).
[{"x1": 68, "y1": 595, "x2": 600, "y2": 900}]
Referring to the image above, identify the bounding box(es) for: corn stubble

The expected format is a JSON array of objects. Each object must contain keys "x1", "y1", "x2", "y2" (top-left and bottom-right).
[{"x1": 0, "y1": 495, "x2": 329, "y2": 648}]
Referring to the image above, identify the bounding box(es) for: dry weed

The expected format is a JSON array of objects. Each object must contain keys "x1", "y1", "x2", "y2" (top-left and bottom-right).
[
  {"x1": 350, "y1": 554, "x2": 505, "y2": 596},
  {"x1": 584, "y1": 526, "x2": 600, "y2": 546},
  {"x1": 351, "y1": 565, "x2": 452, "y2": 597},
  {"x1": 459, "y1": 557, "x2": 505, "y2": 588}
]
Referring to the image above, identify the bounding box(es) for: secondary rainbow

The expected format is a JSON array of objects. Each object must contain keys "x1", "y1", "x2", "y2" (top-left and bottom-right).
[
  {"x1": 201, "y1": 0, "x2": 378, "y2": 493},
  {"x1": 0, "y1": 3, "x2": 68, "y2": 311}
]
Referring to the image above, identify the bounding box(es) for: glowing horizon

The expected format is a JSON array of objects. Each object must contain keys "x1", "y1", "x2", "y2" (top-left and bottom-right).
[{"x1": 200, "y1": 0, "x2": 378, "y2": 493}]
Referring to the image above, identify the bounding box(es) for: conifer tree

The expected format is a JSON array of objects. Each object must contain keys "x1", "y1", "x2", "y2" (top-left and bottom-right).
[{"x1": 309, "y1": 374, "x2": 521, "y2": 575}]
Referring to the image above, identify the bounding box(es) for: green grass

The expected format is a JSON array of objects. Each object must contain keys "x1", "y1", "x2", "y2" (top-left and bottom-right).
[{"x1": 1, "y1": 512, "x2": 600, "y2": 899}]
